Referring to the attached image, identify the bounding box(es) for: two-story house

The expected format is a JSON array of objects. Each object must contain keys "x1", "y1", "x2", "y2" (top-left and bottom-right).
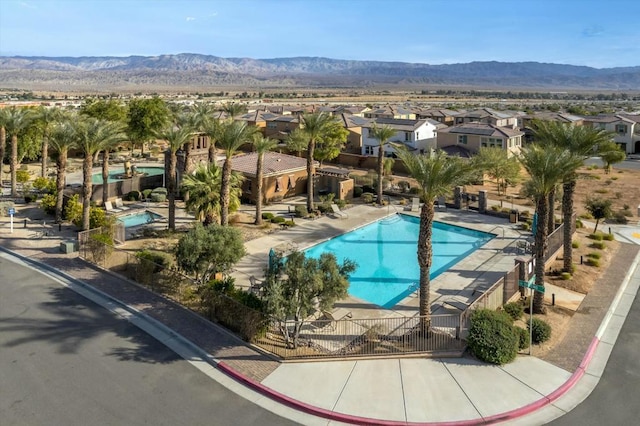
[
  {"x1": 583, "y1": 114, "x2": 640, "y2": 154},
  {"x1": 337, "y1": 113, "x2": 370, "y2": 154},
  {"x1": 414, "y1": 108, "x2": 459, "y2": 126},
  {"x1": 454, "y1": 108, "x2": 518, "y2": 128},
  {"x1": 520, "y1": 112, "x2": 584, "y2": 144},
  {"x1": 437, "y1": 122, "x2": 524, "y2": 157},
  {"x1": 264, "y1": 115, "x2": 300, "y2": 143},
  {"x1": 364, "y1": 105, "x2": 416, "y2": 120},
  {"x1": 361, "y1": 118, "x2": 440, "y2": 157}
]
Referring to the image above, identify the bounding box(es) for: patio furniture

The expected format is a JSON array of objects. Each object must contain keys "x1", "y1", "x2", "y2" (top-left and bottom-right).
[
  {"x1": 104, "y1": 201, "x2": 122, "y2": 213},
  {"x1": 249, "y1": 275, "x2": 264, "y2": 297},
  {"x1": 330, "y1": 203, "x2": 348, "y2": 219},
  {"x1": 114, "y1": 198, "x2": 130, "y2": 211},
  {"x1": 436, "y1": 196, "x2": 447, "y2": 210},
  {"x1": 411, "y1": 197, "x2": 420, "y2": 212}
]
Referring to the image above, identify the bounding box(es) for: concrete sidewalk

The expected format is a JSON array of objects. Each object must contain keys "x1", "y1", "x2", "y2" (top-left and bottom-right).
[{"x1": 1, "y1": 201, "x2": 640, "y2": 425}]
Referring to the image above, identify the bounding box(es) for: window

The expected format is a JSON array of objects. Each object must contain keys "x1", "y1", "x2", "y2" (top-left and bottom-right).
[
  {"x1": 458, "y1": 135, "x2": 468, "y2": 145},
  {"x1": 480, "y1": 137, "x2": 503, "y2": 148},
  {"x1": 288, "y1": 174, "x2": 295, "y2": 190},
  {"x1": 616, "y1": 124, "x2": 628, "y2": 134},
  {"x1": 405, "y1": 132, "x2": 411, "y2": 141},
  {"x1": 245, "y1": 180, "x2": 252, "y2": 194},
  {"x1": 275, "y1": 177, "x2": 283, "y2": 193},
  {"x1": 365, "y1": 145, "x2": 374, "y2": 155},
  {"x1": 267, "y1": 122, "x2": 277, "y2": 129}
]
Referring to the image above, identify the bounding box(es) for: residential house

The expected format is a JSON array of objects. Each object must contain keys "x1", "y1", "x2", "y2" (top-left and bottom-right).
[
  {"x1": 454, "y1": 108, "x2": 518, "y2": 128},
  {"x1": 264, "y1": 115, "x2": 300, "y2": 143},
  {"x1": 361, "y1": 118, "x2": 439, "y2": 157},
  {"x1": 364, "y1": 105, "x2": 416, "y2": 120},
  {"x1": 337, "y1": 113, "x2": 370, "y2": 154},
  {"x1": 437, "y1": 122, "x2": 524, "y2": 157},
  {"x1": 520, "y1": 112, "x2": 584, "y2": 144},
  {"x1": 415, "y1": 108, "x2": 459, "y2": 126},
  {"x1": 583, "y1": 114, "x2": 640, "y2": 154}
]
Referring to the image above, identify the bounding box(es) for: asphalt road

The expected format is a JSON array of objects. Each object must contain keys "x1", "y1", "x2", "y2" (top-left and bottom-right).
[
  {"x1": 549, "y1": 287, "x2": 640, "y2": 425},
  {"x1": 0, "y1": 256, "x2": 299, "y2": 426},
  {"x1": 584, "y1": 157, "x2": 640, "y2": 171}
]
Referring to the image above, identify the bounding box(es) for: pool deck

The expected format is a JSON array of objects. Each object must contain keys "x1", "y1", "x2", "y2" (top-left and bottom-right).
[{"x1": 231, "y1": 200, "x2": 531, "y2": 320}]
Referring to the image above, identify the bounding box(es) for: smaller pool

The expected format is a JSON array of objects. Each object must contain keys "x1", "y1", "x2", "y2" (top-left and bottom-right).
[
  {"x1": 117, "y1": 210, "x2": 163, "y2": 228},
  {"x1": 92, "y1": 167, "x2": 164, "y2": 184}
]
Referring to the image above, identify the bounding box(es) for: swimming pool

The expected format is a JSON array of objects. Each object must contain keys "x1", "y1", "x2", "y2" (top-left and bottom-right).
[
  {"x1": 92, "y1": 167, "x2": 164, "y2": 184},
  {"x1": 303, "y1": 214, "x2": 494, "y2": 308},
  {"x1": 117, "y1": 210, "x2": 163, "y2": 228}
]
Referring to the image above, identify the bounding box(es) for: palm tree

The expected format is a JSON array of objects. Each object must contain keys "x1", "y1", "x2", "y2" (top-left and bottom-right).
[
  {"x1": 252, "y1": 135, "x2": 278, "y2": 225},
  {"x1": 155, "y1": 125, "x2": 193, "y2": 230},
  {"x1": 369, "y1": 124, "x2": 396, "y2": 205},
  {"x1": 217, "y1": 121, "x2": 257, "y2": 225},
  {"x1": 295, "y1": 112, "x2": 343, "y2": 212},
  {"x1": 0, "y1": 108, "x2": 8, "y2": 180},
  {"x1": 191, "y1": 103, "x2": 221, "y2": 164},
  {"x1": 74, "y1": 118, "x2": 127, "y2": 230},
  {"x1": 3, "y1": 107, "x2": 33, "y2": 197},
  {"x1": 181, "y1": 163, "x2": 244, "y2": 225},
  {"x1": 221, "y1": 102, "x2": 247, "y2": 121},
  {"x1": 33, "y1": 106, "x2": 62, "y2": 178},
  {"x1": 531, "y1": 120, "x2": 613, "y2": 272},
  {"x1": 519, "y1": 145, "x2": 583, "y2": 313},
  {"x1": 48, "y1": 116, "x2": 78, "y2": 223},
  {"x1": 395, "y1": 148, "x2": 475, "y2": 327}
]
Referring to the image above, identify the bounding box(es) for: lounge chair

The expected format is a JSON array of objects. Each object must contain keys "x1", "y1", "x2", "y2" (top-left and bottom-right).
[
  {"x1": 249, "y1": 275, "x2": 264, "y2": 297},
  {"x1": 104, "y1": 201, "x2": 122, "y2": 213},
  {"x1": 411, "y1": 197, "x2": 420, "y2": 212},
  {"x1": 330, "y1": 203, "x2": 348, "y2": 219},
  {"x1": 436, "y1": 196, "x2": 447, "y2": 210},
  {"x1": 114, "y1": 197, "x2": 130, "y2": 211},
  {"x1": 308, "y1": 307, "x2": 352, "y2": 332}
]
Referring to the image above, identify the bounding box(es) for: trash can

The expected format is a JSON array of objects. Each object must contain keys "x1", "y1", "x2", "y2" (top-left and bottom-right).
[{"x1": 509, "y1": 209, "x2": 519, "y2": 223}]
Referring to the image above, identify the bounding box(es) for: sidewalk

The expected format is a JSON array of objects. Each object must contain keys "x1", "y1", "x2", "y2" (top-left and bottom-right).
[{"x1": 1, "y1": 202, "x2": 640, "y2": 425}]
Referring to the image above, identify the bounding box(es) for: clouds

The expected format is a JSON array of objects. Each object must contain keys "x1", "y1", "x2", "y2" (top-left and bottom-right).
[
  {"x1": 185, "y1": 11, "x2": 217, "y2": 22},
  {"x1": 583, "y1": 25, "x2": 604, "y2": 37}
]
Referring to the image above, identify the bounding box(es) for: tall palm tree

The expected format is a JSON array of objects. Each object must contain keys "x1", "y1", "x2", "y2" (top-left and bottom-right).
[
  {"x1": 33, "y1": 106, "x2": 62, "y2": 178},
  {"x1": 3, "y1": 107, "x2": 33, "y2": 197},
  {"x1": 74, "y1": 118, "x2": 127, "y2": 230},
  {"x1": 48, "y1": 116, "x2": 78, "y2": 223},
  {"x1": 519, "y1": 145, "x2": 583, "y2": 313},
  {"x1": 181, "y1": 163, "x2": 244, "y2": 225},
  {"x1": 155, "y1": 125, "x2": 193, "y2": 230},
  {"x1": 295, "y1": 112, "x2": 343, "y2": 212},
  {"x1": 252, "y1": 135, "x2": 278, "y2": 225},
  {"x1": 221, "y1": 102, "x2": 247, "y2": 121},
  {"x1": 396, "y1": 148, "x2": 475, "y2": 327},
  {"x1": 532, "y1": 120, "x2": 613, "y2": 272},
  {"x1": 190, "y1": 103, "x2": 217, "y2": 163},
  {"x1": 0, "y1": 108, "x2": 8, "y2": 179},
  {"x1": 217, "y1": 121, "x2": 257, "y2": 225},
  {"x1": 369, "y1": 124, "x2": 396, "y2": 205}
]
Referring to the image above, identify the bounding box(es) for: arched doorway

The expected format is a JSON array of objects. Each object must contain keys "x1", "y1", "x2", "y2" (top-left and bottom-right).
[{"x1": 635, "y1": 140, "x2": 640, "y2": 154}]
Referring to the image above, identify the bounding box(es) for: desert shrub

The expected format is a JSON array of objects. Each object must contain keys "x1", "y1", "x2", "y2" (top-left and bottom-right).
[
  {"x1": 594, "y1": 188, "x2": 608, "y2": 194},
  {"x1": 611, "y1": 176, "x2": 618, "y2": 180},
  {"x1": 33, "y1": 177, "x2": 56, "y2": 194},
  {"x1": 467, "y1": 309, "x2": 518, "y2": 365},
  {"x1": 150, "y1": 192, "x2": 166, "y2": 202},
  {"x1": 353, "y1": 186, "x2": 363, "y2": 198},
  {"x1": 88, "y1": 207, "x2": 115, "y2": 229},
  {"x1": 0, "y1": 201, "x2": 15, "y2": 217},
  {"x1": 614, "y1": 191, "x2": 623, "y2": 199},
  {"x1": 39, "y1": 194, "x2": 57, "y2": 215},
  {"x1": 408, "y1": 187, "x2": 421, "y2": 195},
  {"x1": 127, "y1": 190, "x2": 141, "y2": 201},
  {"x1": 579, "y1": 212, "x2": 594, "y2": 220},
  {"x1": 519, "y1": 210, "x2": 530, "y2": 219},
  {"x1": 519, "y1": 222, "x2": 531, "y2": 231},
  {"x1": 561, "y1": 272, "x2": 572, "y2": 280},
  {"x1": 361, "y1": 193, "x2": 374, "y2": 203},
  {"x1": 589, "y1": 232, "x2": 604, "y2": 241},
  {"x1": 24, "y1": 193, "x2": 37, "y2": 203},
  {"x1": 528, "y1": 318, "x2": 552, "y2": 344},
  {"x1": 136, "y1": 249, "x2": 173, "y2": 273},
  {"x1": 397, "y1": 180, "x2": 411, "y2": 193},
  {"x1": 142, "y1": 189, "x2": 153, "y2": 199},
  {"x1": 271, "y1": 216, "x2": 286, "y2": 224},
  {"x1": 586, "y1": 258, "x2": 601, "y2": 267},
  {"x1": 611, "y1": 211, "x2": 629, "y2": 224},
  {"x1": 152, "y1": 187, "x2": 168, "y2": 195},
  {"x1": 571, "y1": 240, "x2": 579, "y2": 248},
  {"x1": 283, "y1": 220, "x2": 295, "y2": 228},
  {"x1": 603, "y1": 233, "x2": 614, "y2": 241},
  {"x1": 64, "y1": 194, "x2": 82, "y2": 224},
  {"x1": 491, "y1": 205, "x2": 500, "y2": 211},
  {"x1": 575, "y1": 219, "x2": 584, "y2": 229},
  {"x1": 503, "y1": 302, "x2": 524, "y2": 321},
  {"x1": 591, "y1": 241, "x2": 606, "y2": 250},
  {"x1": 362, "y1": 184, "x2": 375, "y2": 194},
  {"x1": 586, "y1": 252, "x2": 601, "y2": 259},
  {"x1": 516, "y1": 327, "x2": 530, "y2": 351},
  {"x1": 336, "y1": 199, "x2": 347, "y2": 209},
  {"x1": 294, "y1": 205, "x2": 308, "y2": 218},
  {"x1": 261, "y1": 212, "x2": 275, "y2": 220}
]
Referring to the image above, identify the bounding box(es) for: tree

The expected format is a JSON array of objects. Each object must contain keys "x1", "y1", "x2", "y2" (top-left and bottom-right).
[
  {"x1": 175, "y1": 224, "x2": 246, "y2": 286},
  {"x1": 80, "y1": 99, "x2": 127, "y2": 123},
  {"x1": 599, "y1": 141, "x2": 626, "y2": 174},
  {"x1": 531, "y1": 120, "x2": 613, "y2": 272},
  {"x1": 33, "y1": 106, "x2": 62, "y2": 177},
  {"x1": 263, "y1": 250, "x2": 356, "y2": 349},
  {"x1": 3, "y1": 107, "x2": 33, "y2": 197},
  {"x1": 220, "y1": 102, "x2": 247, "y2": 121},
  {"x1": 395, "y1": 148, "x2": 475, "y2": 327},
  {"x1": 369, "y1": 124, "x2": 396, "y2": 205},
  {"x1": 74, "y1": 118, "x2": 127, "y2": 230},
  {"x1": 252, "y1": 135, "x2": 278, "y2": 225},
  {"x1": 288, "y1": 112, "x2": 347, "y2": 212},
  {"x1": 48, "y1": 117, "x2": 78, "y2": 223},
  {"x1": 155, "y1": 125, "x2": 193, "y2": 230},
  {"x1": 585, "y1": 197, "x2": 612, "y2": 233},
  {"x1": 190, "y1": 103, "x2": 219, "y2": 163},
  {"x1": 0, "y1": 108, "x2": 7, "y2": 169},
  {"x1": 217, "y1": 121, "x2": 258, "y2": 226},
  {"x1": 471, "y1": 147, "x2": 521, "y2": 196},
  {"x1": 518, "y1": 145, "x2": 583, "y2": 313},
  {"x1": 126, "y1": 97, "x2": 169, "y2": 155}
]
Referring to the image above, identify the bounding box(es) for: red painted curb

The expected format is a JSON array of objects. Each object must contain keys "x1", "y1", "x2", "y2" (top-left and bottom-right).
[{"x1": 216, "y1": 337, "x2": 601, "y2": 426}]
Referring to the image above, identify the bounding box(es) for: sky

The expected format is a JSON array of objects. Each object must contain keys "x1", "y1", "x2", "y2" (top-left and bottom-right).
[{"x1": 1, "y1": 0, "x2": 639, "y2": 69}]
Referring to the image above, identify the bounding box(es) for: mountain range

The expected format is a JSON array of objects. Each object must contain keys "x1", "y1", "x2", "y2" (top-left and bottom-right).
[{"x1": 1, "y1": 53, "x2": 639, "y2": 92}]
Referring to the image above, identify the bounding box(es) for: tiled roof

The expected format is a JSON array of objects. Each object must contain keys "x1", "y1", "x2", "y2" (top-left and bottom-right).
[
  {"x1": 365, "y1": 117, "x2": 429, "y2": 131},
  {"x1": 440, "y1": 145, "x2": 473, "y2": 158},
  {"x1": 231, "y1": 152, "x2": 313, "y2": 177},
  {"x1": 439, "y1": 122, "x2": 524, "y2": 138}
]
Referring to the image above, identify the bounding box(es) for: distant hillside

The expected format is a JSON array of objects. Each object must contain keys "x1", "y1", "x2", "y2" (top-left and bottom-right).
[{"x1": 1, "y1": 53, "x2": 639, "y2": 92}]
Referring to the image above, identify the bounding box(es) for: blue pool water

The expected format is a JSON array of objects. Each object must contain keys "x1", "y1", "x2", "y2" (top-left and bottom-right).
[
  {"x1": 92, "y1": 167, "x2": 164, "y2": 184},
  {"x1": 117, "y1": 211, "x2": 163, "y2": 228},
  {"x1": 303, "y1": 214, "x2": 494, "y2": 308}
]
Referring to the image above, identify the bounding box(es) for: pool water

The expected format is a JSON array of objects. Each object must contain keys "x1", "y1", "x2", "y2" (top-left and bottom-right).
[
  {"x1": 92, "y1": 167, "x2": 164, "y2": 184},
  {"x1": 117, "y1": 211, "x2": 163, "y2": 228},
  {"x1": 303, "y1": 214, "x2": 494, "y2": 308}
]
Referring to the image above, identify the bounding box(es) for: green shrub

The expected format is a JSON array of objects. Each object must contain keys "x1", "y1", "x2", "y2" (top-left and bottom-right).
[
  {"x1": 587, "y1": 251, "x2": 601, "y2": 259},
  {"x1": 571, "y1": 240, "x2": 579, "y2": 248},
  {"x1": 594, "y1": 188, "x2": 608, "y2": 194},
  {"x1": 283, "y1": 220, "x2": 295, "y2": 228},
  {"x1": 591, "y1": 241, "x2": 606, "y2": 250},
  {"x1": 575, "y1": 219, "x2": 584, "y2": 229},
  {"x1": 490, "y1": 205, "x2": 500, "y2": 211},
  {"x1": 588, "y1": 233, "x2": 604, "y2": 241},
  {"x1": 336, "y1": 199, "x2": 347, "y2": 209},
  {"x1": 150, "y1": 192, "x2": 166, "y2": 202},
  {"x1": 408, "y1": 187, "x2": 421, "y2": 195},
  {"x1": 39, "y1": 194, "x2": 57, "y2": 215},
  {"x1": 64, "y1": 194, "x2": 83, "y2": 224},
  {"x1": 586, "y1": 258, "x2": 601, "y2": 267},
  {"x1": 142, "y1": 189, "x2": 153, "y2": 199},
  {"x1": 467, "y1": 309, "x2": 519, "y2": 365},
  {"x1": 152, "y1": 187, "x2": 168, "y2": 195},
  {"x1": 603, "y1": 233, "x2": 614, "y2": 241},
  {"x1": 361, "y1": 193, "x2": 374, "y2": 203},
  {"x1": 528, "y1": 318, "x2": 552, "y2": 344},
  {"x1": 136, "y1": 249, "x2": 173, "y2": 272},
  {"x1": 397, "y1": 180, "x2": 411, "y2": 193},
  {"x1": 579, "y1": 212, "x2": 594, "y2": 220},
  {"x1": 24, "y1": 193, "x2": 37, "y2": 203},
  {"x1": 294, "y1": 205, "x2": 308, "y2": 218},
  {"x1": 516, "y1": 327, "x2": 530, "y2": 351},
  {"x1": 561, "y1": 272, "x2": 572, "y2": 280},
  {"x1": 261, "y1": 212, "x2": 275, "y2": 220},
  {"x1": 127, "y1": 190, "x2": 141, "y2": 201},
  {"x1": 503, "y1": 302, "x2": 524, "y2": 321},
  {"x1": 519, "y1": 222, "x2": 531, "y2": 231},
  {"x1": 611, "y1": 211, "x2": 629, "y2": 224},
  {"x1": 353, "y1": 186, "x2": 363, "y2": 198},
  {"x1": 33, "y1": 177, "x2": 56, "y2": 194},
  {"x1": 519, "y1": 210, "x2": 530, "y2": 219},
  {"x1": 271, "y1": 216, "x2": 286, "y2": 224}
]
